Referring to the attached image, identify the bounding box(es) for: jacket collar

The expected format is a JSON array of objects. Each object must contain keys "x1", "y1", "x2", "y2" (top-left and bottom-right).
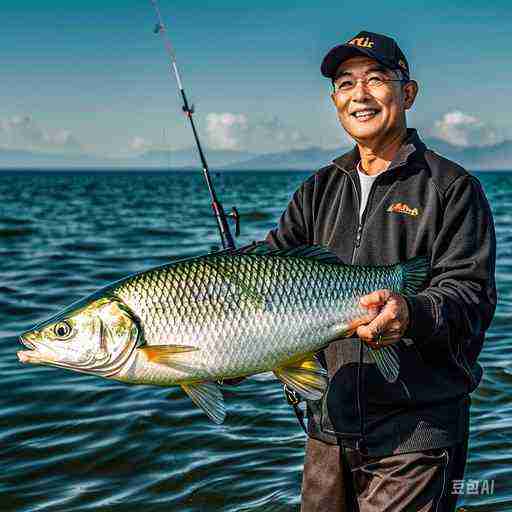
[{"x1": 332, "y1": 128, "x2": 426, "y2": 175}]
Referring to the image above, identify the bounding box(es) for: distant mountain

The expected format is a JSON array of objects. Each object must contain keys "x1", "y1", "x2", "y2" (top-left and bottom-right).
[
  {"x1": 224, "y1": 138, "x2": 512, "y2": 171},
  {"x1": 456, "y1": 141, "x2": 512, "y2": 170},
  {"x1": 137, "y1": 148, "x2": 256, "y2": 168},
  {"x1": 424, "y1": 138, "x2": 512, "y2": 170},
  {"x1": 2, "y1": 138, "x2": 512, "y2": 170},
  {"x1": 0, "y1": 147, "x2": 257, "y2": 170},
  {"x1": 223, "y1": 146, "x2": 346, "y2": 170},
  {"x1": 0, "y1": 148, "x2": 114, "y2": 168}
]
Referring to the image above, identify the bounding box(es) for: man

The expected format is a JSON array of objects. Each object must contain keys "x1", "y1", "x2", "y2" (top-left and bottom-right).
[{"x1": 266, "y1": 31, "x2": 496, "y2": 511}]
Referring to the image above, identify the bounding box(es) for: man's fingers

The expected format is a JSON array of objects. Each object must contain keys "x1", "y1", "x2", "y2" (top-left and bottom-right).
[
  {"x1": 355, "y1": 291, "x2": 409, "y2": 348},
  {"x1": 357, "y1": 324, "x2": 401, "y2": 347},
  {"x1": 357, "y1": 306, "x2": 381, "y2": 325},
  {"x1": 356, "y1": 324, "x2": 380, "y2": 341},
  {"x1": 356, "y1": 309, "x2": 397, "y2": 341},
  {"x1": 343, "y1": 306, "x2": 381, "y2": 335},
  {"x1": 359, "y1": 289, "x2": 392, "y2": 308}
]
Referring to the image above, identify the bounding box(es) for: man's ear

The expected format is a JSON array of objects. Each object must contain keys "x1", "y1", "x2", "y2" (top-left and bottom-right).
[{"x1": 403, "y1": 80, "x2": 418, "y2": 110}]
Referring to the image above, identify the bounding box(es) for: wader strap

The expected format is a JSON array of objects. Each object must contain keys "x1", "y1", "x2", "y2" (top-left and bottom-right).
[{"x1": 283, "y1": 385, "x2": 308, "y2": 435}]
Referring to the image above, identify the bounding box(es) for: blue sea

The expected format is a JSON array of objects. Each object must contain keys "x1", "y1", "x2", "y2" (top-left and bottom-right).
[{"x1": 0, "y1": 170, "x2": 510, "y2": 511}]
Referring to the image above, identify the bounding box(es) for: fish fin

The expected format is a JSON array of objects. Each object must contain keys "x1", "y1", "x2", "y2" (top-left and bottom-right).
[
  {"x1": 225, "y1": 241, "x2": 275, "y2": 256},
  {"x1": 368, "y1": 345, "x2": 400, "y2": 383},
  {"x1": 181, "y1": 381, "x2": 226, "y2": 424},
  {"x1": 273, "y1": 355, "x2": 328, "y2": 401},
  {"x1": 139, "y1": 344, "x2": 199, "y2": 364},
  {"x1": 401, "y1": 256, "x2": 429, "y2": 296},
  {"x1": 215, "y1": 241, "x2": 342, "y2": 264}
]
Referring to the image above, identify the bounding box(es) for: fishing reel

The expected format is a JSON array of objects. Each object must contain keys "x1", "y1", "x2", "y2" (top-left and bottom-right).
[
  {"x1": 182, "y1": 104, "x2": 194, "y2": 115},
  {"x1": 227, "y1": 207, "x2": 240, "y2": 237},
  {"x1": 209, "y1": 207, "x2": 240, "y2": 254}
]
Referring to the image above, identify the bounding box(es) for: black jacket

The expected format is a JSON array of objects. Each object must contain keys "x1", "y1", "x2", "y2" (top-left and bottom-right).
[{"x1": 266, "y1": 129, "x2": 497, "y2": 456}]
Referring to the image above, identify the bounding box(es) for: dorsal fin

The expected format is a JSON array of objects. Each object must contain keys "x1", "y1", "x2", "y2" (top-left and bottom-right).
[{"x1": 212, "y1": 242, "x2": 342, "y2": 265}]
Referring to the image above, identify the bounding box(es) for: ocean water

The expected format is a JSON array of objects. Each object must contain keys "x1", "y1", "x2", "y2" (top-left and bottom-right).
[{"x1": 0, "y1": 169, "x2": 510, "y2": 512}]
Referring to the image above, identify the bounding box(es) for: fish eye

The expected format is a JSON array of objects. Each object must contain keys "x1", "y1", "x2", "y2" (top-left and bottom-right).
[{"x1": 53, "y1": 321, "x2": 73, "y2": 339}]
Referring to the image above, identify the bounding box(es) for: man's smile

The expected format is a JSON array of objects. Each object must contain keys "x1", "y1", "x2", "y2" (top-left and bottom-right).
[{"x1": 351, "y1": 108, "x2": 380, "y2": 121}]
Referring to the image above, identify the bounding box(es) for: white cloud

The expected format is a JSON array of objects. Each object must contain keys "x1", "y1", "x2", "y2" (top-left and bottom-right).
[
  {"x1": 0, "y1": 115, "x2": 82, "y2": 153},
  {"x1": 205, "y1": 112, "x2": 313, "y2": 152},
  {"x1": 130, "y1": 136, "x2": 152, "y2": 152},
  {"x1": 254, "y1": 116, "x2": 311, "y2": 150},
  {"x1": 206, "y1": 112, "x2": 248, "y2": 150},
  {"x1": 433, "y1": 110, "x2": 503, "y2": 147}
]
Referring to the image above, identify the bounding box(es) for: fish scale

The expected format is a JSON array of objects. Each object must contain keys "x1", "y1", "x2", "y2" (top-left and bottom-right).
[{"x1": 114, "y1": 250, "x2": 397, "y2": 382}]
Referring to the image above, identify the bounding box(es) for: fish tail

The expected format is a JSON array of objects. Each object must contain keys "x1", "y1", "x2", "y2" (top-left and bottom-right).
[{"x1": 401, "y1": 256, "x2": 429, "y2": 296}]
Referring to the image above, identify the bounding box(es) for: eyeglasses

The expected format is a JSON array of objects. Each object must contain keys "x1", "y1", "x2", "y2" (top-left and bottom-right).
[{"x1": 333, "y1": 74, "x2": 406, "y2": 94}]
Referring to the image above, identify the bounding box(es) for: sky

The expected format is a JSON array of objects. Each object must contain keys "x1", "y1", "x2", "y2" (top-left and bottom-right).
[{"x1": 2, "y1": 0, "x2": 511, "y2": 157}]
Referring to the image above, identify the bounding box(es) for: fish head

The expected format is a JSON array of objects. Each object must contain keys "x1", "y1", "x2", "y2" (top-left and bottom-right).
[{"x1": 17, "y1": 296, "x2": 141, "y2": 377}]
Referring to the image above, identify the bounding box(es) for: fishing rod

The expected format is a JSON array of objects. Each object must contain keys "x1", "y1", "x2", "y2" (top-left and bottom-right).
[
  {"x1": 150, "y1": 0, "x2": 307, "y2": 414},
  {"x1": 150, "y1": 0, "x2": 239, "y2": 250}
]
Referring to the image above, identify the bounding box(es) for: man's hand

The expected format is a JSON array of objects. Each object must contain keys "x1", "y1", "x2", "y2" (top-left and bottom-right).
[{"x1": 356, "y1": 289, "x2": 410, "y2": 349}]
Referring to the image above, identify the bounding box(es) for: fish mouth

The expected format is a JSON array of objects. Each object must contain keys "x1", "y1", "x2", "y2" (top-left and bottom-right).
[
  {"x1": 17, "y1": 333, "x2": 46, "y2": 364},
  {"x1": 19, "y1": 333, "x2": 36, "y2": 350},
  {"x1": 17, "y1": 350, "x2": 43, "y2": 364}
]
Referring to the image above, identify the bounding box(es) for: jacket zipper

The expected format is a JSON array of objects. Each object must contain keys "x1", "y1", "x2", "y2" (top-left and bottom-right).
[
  {"x1": 318, "y1": 171, "x2": 367, "y2": 441},
  {"x1": 353, "y1": 223, "x2": 363, "y2": 264},
  {"x1": 345, "y1": 172, "x2": 366, "y2": 445},
  {"x1": 348, "y1": 173, "x2": 362, "y2": 265},
  {"x1": 340, "y1": 165, "x2": 404, "y2": 447},
  {"x1": 351, "y1": 173, "x2": 383, "y2": 264}
]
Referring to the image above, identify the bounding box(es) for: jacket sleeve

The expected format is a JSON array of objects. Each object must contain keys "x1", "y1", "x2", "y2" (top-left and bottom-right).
[
  {"x1": 265, "y1": 182, "x2": 311, "y2": 249},
  {"x1": 405, "y1": 175, "x2": 497, "y2": 356}
]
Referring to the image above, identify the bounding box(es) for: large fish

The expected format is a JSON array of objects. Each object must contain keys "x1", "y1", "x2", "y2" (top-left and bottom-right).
[{"x1": 17, "y1": 243, "x2": 428, "y2": 424}]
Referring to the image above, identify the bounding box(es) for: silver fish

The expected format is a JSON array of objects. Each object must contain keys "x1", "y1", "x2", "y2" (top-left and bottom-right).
[{"x1": 18, "y1": 244, "x2": 428, "y2": 423}]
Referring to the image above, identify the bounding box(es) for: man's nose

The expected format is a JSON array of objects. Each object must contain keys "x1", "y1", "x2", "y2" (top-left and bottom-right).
[{"x1": 351, "y1": 79, "x2": 371, "y2": 101}]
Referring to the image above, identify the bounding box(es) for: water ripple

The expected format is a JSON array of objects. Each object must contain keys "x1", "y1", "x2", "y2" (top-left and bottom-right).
[{"x1": 0, "y1": 170, "x2": 509, "y2": 511}]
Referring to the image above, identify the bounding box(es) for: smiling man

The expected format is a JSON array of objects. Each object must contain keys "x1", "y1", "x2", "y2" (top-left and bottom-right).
[{"x1": 266, "y1": 31, "x2": 496, "y2": 511}]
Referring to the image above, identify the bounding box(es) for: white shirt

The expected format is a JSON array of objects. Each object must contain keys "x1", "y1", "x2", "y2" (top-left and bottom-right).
[{"x1": 356, "y1": 160, "x2": 385, "y2": 220}]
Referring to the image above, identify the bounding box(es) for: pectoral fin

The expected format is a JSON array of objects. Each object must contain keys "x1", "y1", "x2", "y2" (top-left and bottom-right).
[
  {"x1": 138, "y1": 344, "x2": 201, "y2": 375},
  {"x1": 368, "y1": 345, "x2": 400, "y2": 383},
  {"x1": 181, "y1": 382, "x2": 226, "y2": 424},
  {"x1": 139, "y1": 344, "x2": 198, "y2": 364},
  {"x1": 273, "y1": 355, "x2": 327, "y2": 401}
]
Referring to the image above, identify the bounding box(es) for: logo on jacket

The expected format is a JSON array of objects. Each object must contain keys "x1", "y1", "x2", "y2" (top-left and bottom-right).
[
  {"x1": 347, "y1": 37, "x2": 374, "y2": 48},
  {"x1": 387, "y1": 203, "x2": 419, "y2": 216}
]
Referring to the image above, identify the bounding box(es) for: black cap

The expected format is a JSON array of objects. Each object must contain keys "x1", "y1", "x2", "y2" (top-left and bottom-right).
[{"x1": 321, "y1": 31, "x2": 409, "y2": 80}]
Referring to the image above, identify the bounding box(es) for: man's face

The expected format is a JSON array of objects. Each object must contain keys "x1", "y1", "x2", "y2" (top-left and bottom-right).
[{"x1": 330, "y1": 56, "x2": 417, "y2": 145}]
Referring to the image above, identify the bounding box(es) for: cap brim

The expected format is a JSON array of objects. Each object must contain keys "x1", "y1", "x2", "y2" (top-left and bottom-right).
[{"x1": 321, "y1": 45, "x2": 392, "y2": 79}]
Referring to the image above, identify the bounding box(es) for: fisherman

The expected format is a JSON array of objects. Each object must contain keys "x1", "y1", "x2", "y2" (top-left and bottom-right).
[{"x1": 266, "y1": 31, "x2": 497, "y2": 511}]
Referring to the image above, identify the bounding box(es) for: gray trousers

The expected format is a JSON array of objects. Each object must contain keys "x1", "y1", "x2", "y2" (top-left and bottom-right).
[{"x1": 300, "y1": 437, "x2": 468, "y2": 512}]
